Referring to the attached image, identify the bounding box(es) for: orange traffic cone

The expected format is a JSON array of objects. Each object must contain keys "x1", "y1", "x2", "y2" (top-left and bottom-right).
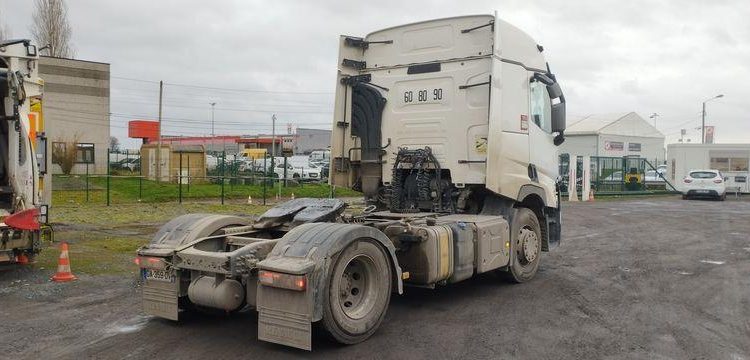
[
  {"x1": 16, "y1": 253, "x2": 30, "y2": 265},
  {"x1": 51, "y1": 242, "x2": 77, "y2": 282}
]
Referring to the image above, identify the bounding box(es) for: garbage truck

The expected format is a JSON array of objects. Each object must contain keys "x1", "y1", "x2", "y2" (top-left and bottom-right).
[
  {"x1": 0, "y1": 39, "x2": 52, "y2": 264},
  {"x1": 136, "y1": 13, "x2": 566, "y2": 350}
]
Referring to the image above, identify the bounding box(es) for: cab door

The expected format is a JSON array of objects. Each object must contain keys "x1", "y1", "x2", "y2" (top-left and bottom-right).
[{"x1": 528, "y1": 77, "x2": 560, "y2": 189}]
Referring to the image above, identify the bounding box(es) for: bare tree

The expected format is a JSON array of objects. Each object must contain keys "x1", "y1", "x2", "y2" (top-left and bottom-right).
[
  {"x1": 52, "y1": 135, "x2": 80, "y2": 175},
  {"x1": 30, "y1": 0, "x2": 74, "y2": 57},
  {"x1": 109, "y1": 136, "x2": 120, "y2": 152}
]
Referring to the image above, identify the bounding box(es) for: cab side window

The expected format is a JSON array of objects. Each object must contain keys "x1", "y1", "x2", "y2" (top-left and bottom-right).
[{"x1": 530, "y1": 80, "x2": 552, "y2": 133}]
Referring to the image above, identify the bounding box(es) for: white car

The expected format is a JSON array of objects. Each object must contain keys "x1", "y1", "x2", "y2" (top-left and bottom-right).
[
  {"x1": 682, "y1": 169, "x2": 726, "y2": 200},
  {"x1": 645, "y1": 170, "x2": 665, "y2": 183},
  {"x1": 299, "y1": 163, "x2": 322, "y2": 181},
  {"x1": 273, "y1": 163, "x2": 301, "y2": 180}
]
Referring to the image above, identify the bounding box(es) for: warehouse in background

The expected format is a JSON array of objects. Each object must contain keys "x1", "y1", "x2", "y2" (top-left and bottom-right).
[
  {"x1": 559, "y1": 112, "x2": 665, "y2": 164},
  {"x1": 41, "y1": 56, "x2": 111, "y2": 174},
  {"x1": 667, "y1": 143, "x2": 750, "y2": 193}
]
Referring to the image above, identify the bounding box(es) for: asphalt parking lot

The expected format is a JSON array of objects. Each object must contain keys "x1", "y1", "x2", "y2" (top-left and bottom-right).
[{"x1": 1, "y1": 196, "x2": 749, "y2": 359}]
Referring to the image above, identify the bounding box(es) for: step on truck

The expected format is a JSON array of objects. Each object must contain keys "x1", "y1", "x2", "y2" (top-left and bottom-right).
[
  {"x1": 0, "y1": 40, "x2": 52, "y2": 264},
  {"x1": 136, "y1": 13, "x2": 566, "y2": 350}
]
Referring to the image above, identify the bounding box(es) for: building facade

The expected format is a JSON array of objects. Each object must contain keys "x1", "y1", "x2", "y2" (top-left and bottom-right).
[
  {"x1": 40, "y1": 56, "x2": 110, "y2": 174},
  {"x1": 667, "y1": 143, "x2": 750, "y2": 193},
  {"x1": 560, "y1": 112, "x2": 665, "y2": 165},
  {"x1": 293, "y1": 128, "x2": 331, "y2": 154}
]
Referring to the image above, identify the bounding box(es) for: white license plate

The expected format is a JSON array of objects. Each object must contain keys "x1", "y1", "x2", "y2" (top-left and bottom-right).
[
  {"x1": 144, "y1": 268, "x2": 175, "y2": 283},
  {"x1": 696, "y1": 189, "x2": 709, "y2": 193}
]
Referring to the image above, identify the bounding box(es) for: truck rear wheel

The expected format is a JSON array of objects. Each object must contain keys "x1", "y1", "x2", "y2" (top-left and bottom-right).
[
  {"x1": 322, "y1": 238, "x2": 392, "y2": 344},
  {"x1": 504, "y1": 207, "x2": 542, "y2": 283}
]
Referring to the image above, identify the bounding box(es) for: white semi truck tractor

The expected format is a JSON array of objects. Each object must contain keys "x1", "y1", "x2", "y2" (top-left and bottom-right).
[
  {"x1": 0, "y1": 40, "x2": 52, "y2": 264},
  {"x1": 136, "y1": 14, "x2": 565, "y2": 350}
]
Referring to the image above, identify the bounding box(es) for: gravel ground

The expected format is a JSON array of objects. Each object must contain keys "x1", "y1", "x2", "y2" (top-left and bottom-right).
[{"x1": 1, "y1": 196, "x2": 748, "y2": 359}]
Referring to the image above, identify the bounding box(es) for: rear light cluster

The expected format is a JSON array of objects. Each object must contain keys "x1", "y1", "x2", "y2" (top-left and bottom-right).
[
  {"x1": 714, "y1": 179, "x2": 723, "y2": 184},
  {"x1": 258, "y1": 270, "x2": 307, "y2": 291},
  {"x1": 134, "y1": 256, "x2": 167, "y2": 269}
]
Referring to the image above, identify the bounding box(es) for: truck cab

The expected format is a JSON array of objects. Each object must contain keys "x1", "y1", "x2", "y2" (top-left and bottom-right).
[{"x1": 330, "y1": 13, "x2": 564, "y2": 242}]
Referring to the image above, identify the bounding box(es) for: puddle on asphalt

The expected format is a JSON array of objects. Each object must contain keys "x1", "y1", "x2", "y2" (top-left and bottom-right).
[
  {"x1": 699, "y1": 260, "x2": 725, "y2": 265},
  {"x1": 105, "y1": 314, "x2": 152, "y2": 335}
]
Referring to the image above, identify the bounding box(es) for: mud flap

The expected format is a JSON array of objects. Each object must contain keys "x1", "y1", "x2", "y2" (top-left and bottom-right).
[
  {"x1": 142, "y1": 272, "x2": 180, "y2": 321},
  {"x1": 257, "y1": 285, "x2": 313, "y2": 350}
]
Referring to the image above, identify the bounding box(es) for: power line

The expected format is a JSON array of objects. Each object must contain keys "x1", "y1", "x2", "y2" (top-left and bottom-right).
[{"x1": 111, "y1": 76, "x2": 333, "y2": 95}]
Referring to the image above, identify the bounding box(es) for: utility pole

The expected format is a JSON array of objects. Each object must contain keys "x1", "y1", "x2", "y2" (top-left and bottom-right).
[
  {"x1": 210, "y1": 102, "x2": 217, "y2": 153},
  {"x1": 271, "y1": 114, "x2": 277, "y2": 157},
  {"x1": 210, "y1": 102, "x2": 217, "y2": 138},
  {"x1": 701, "y1": 94, "x2": 723, "y2": 144},
  {"x1": 156, "y1": 80, "x2": 163, "y2": 183}
]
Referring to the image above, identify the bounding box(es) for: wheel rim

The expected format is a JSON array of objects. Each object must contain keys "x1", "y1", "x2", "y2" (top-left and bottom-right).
[
  {"x1": 337, "y1": 254, "x2": 377, "y2": 320},
  {"x1": 517, "y1": 226, "x2": 539, "y2": 265}
]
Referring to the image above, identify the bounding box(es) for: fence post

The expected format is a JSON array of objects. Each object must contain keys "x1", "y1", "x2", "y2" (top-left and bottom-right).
[
  {"x1": 221, "y1": 151, "x2": 225, "y2": 205},
  {"x1": 106, "y1": 149, "x2": 111, "y2": 206},
  {"x1": 179, "y1": 152, "x2": 183, "y2": 204},
  {"x1": 582, "y1": 156, "x2": 591, "y2": 201},
  {"x1": 139, "y1": 153, "x2": 143, "y2": 200},
  {"x1": 85, "y1": 162, "x2": 89, "y2": 202},
  {"x1": 263, "y1": 155, "x2": 267, "y2": 205},
  {"x1": 283, "y1": 156, "x2": 288, "y2": 187},
  {"x1": 186, "y1": 154, "x2": 190, "y2": 193},
  {"x1": 568, "y1": 154, "x2": 578, "y2": 202}
]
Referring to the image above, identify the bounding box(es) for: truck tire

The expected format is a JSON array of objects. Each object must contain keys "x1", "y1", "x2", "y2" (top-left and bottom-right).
[
  {"x1": 504, "y1": 207, "x2": 542, "y2": 283},
  {"x1": 322, "y1": 238, "x2": 392, "y2": 344}
]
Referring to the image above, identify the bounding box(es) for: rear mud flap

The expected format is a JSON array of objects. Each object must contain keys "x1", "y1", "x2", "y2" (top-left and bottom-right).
[
  {"x1": 257, "y1": 284, "x2": 313, "y2": 350},
  {"x1": 142, "y1": 274, "x2": 179, "y2": 321},
  {"x1": 258, "y1": 308, "x2": 312, "y2": 351}
]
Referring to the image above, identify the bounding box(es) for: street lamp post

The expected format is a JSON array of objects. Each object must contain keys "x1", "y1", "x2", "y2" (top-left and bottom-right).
[
  {"x1": 649, "y1": 113, "x2": 659, "y2": 128},
  {"x1": 271, "y1": 114, "x2": 277, "y2": 157},
  {"x1": 701, "y1": 94, "x2": 723, "y2": 144}
]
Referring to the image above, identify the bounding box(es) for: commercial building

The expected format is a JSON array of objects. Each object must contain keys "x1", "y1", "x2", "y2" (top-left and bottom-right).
[
  {"x1": 41, "y1": 56, "x2": 110, "y2": 174},
  {"x1": 666, "y1": 143, "x2": 749, "y2": 193},
  {"x1": 293, "y1": 128, "x2": 331, "y2": 154},
  {"x1": 559, "y1": 112, "x2": 665, "y2": 164}
]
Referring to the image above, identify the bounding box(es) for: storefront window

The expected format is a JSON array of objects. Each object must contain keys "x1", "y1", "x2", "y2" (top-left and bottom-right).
[
  {"x1": 729, "y1": 158, "x2": 749, "y2": 171},
  {"x1": 710, "y1": 157, "x2": 729, "y2": 171}
]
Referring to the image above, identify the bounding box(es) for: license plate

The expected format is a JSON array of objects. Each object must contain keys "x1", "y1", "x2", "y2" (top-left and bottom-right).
[
  {"x1": 143, "y1": 268, "x2": 175, "y2": 283},
  {"x1": 696, "y1": 189, "x2": 709, "y2": 193},
  {"x1": 402, "y1": 88, "x2": 445, "y2": 105}
]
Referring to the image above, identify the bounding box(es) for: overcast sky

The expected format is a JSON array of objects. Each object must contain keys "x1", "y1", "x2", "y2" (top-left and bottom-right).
[{"x1": 1, "y1": 0, "x2": 748, "y2": 148}]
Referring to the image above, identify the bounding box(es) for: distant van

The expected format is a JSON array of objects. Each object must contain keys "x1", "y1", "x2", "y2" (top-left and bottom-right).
[
  {"x1": 239, "y1": 148, "x2": 267, "y2": 160},
  {"x1": 309, "y1": 149, "x2": 330, "y2": 164}
]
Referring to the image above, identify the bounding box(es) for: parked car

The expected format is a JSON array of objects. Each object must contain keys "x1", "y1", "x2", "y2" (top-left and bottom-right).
[
  {"x1": 206, "y1": 155, "x2": 219, "y2": 171},
  {"x1": 299, "y1": 163, "x2": 323, "y2": 181},
  {"x1": 116, "y1": 158, "x2": 140, "y2": 172},
  {"x1": 274, "y1": 163, "x2": 301, "y2": 180},
  {"x1": 682, "y1": 169, "x2": 726, "y2": 200},
  {"x1": 645, "y1": 169, "x2": 665, "y2": 183}
]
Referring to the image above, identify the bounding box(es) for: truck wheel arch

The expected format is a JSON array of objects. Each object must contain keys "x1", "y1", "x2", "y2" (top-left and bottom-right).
[
  {"x1": 259, "y1": 222, "x2": 403, "y2": 322},
  {"x1": 517, "y1": 184, "x2": 547, "y2": 206}
]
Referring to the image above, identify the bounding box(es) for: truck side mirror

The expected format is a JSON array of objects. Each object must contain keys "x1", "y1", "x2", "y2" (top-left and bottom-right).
[
  {"x1": 551, "y1": 100, "x2": 565, "y2": 133},
  {"x1": 547, "y1": 82, "x2": 563, "y2": 99}
]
